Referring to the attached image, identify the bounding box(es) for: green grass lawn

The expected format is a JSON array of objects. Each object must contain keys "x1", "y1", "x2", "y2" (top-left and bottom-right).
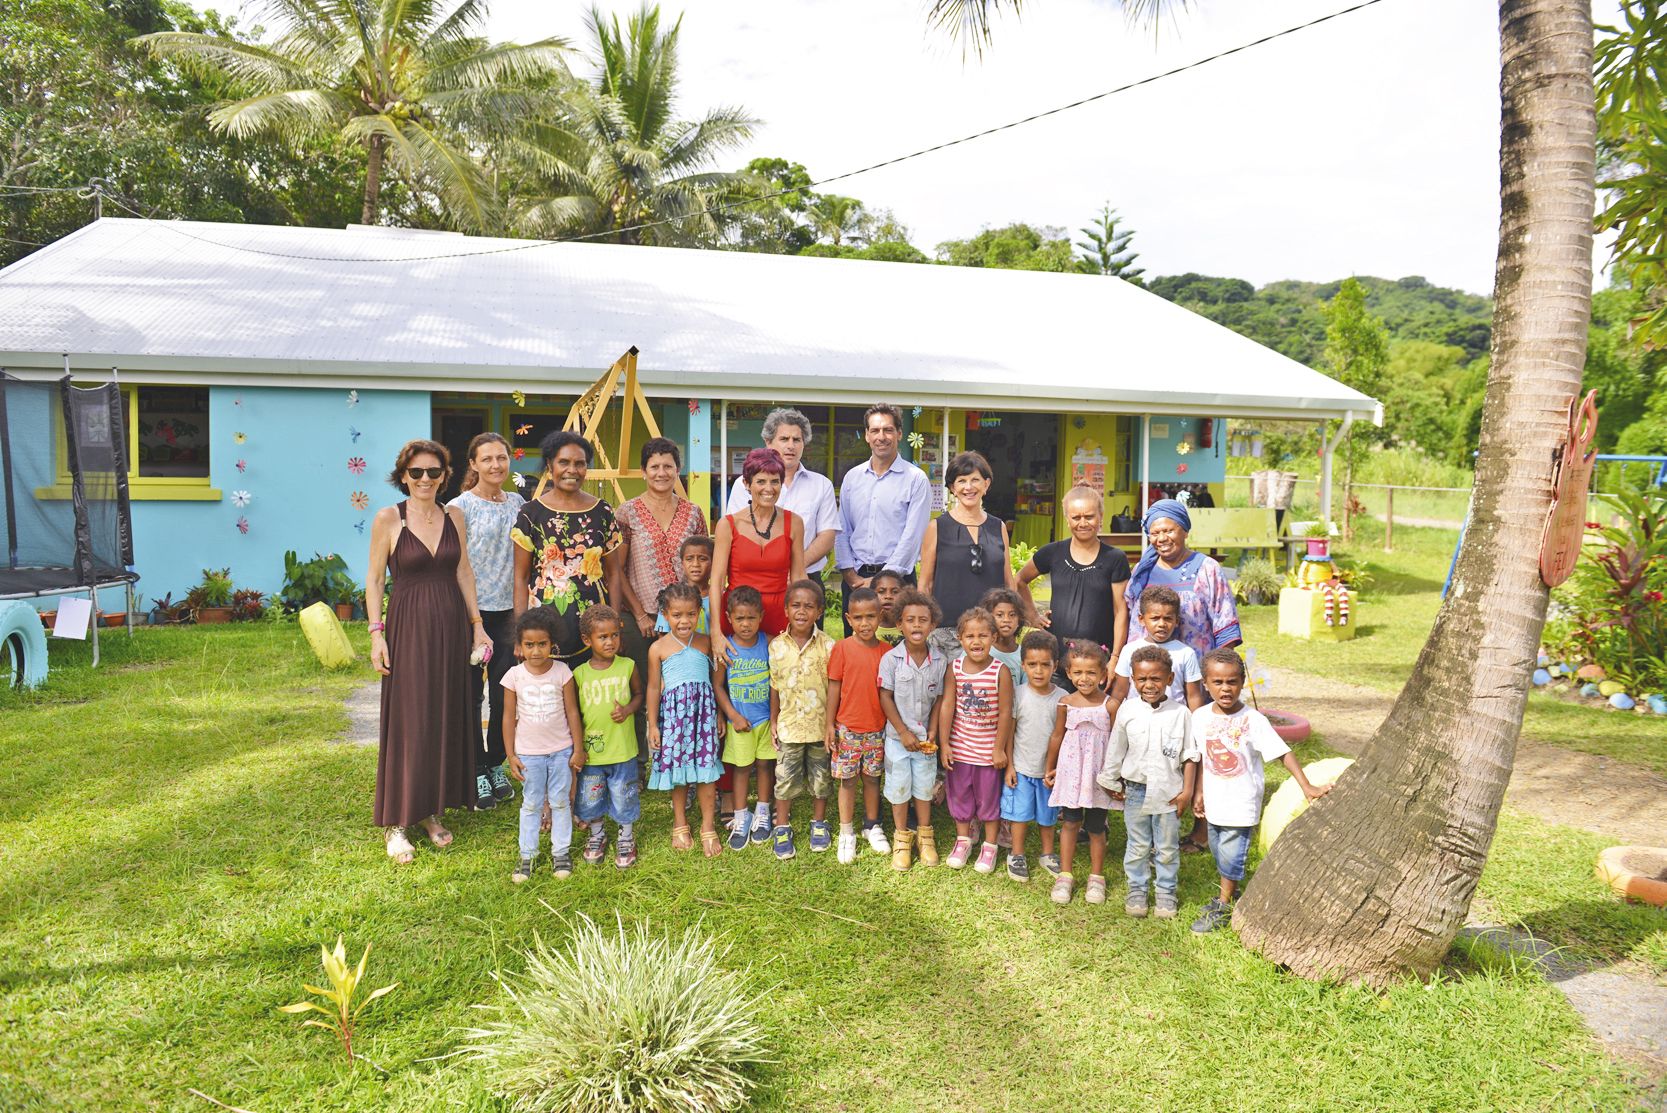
[
  {"x1": 1236, "y1": 517, "x2": 1667, "y2": 775},
  {"x1": 2, "y1": 625, "x2": 1663, "y2": 1111}
]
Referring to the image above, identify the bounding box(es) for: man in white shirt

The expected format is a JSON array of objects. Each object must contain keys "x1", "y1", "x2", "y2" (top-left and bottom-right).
[{"x1": 725, "y1": 407, "x2": 841, "y2": 574}]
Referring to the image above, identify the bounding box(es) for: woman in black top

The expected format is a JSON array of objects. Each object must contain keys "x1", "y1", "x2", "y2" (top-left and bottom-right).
[
  {"x1": 919, "y1": 451, "x2": 1025, "y2": 654},
  {"x1": 1018, "y1": 485, "x2": 1130, "y2": 664}
]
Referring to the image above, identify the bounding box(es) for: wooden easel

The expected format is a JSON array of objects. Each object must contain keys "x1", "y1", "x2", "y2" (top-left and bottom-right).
[{"x1": 534, "y1": 346, "x2": 682, "y2": 503}]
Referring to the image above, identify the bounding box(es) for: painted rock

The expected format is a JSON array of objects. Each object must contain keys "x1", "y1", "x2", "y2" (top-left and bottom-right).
[
  {"x1": 1609, "y1": 693, "x2": 1636, "y2": 711},
  {"x1": 1532, "y1": 668, "x2": 1552, "y2": 686},
  {"x1": 1538, "y1": 651, "x2": 1551, "y2": 667},
  {"x1": 1580, "y1": 683, "x2": 1602, "y2": 698},
  {"x1": 1598, "y1": 680, "x2": 1626, "y2": 697},
  {"x1": 1647, "y1": 695, "x2": 1667, "y2": 716},
  {"x1": 1576, "y1": 663, "x2": 1607, "y2": 681}
]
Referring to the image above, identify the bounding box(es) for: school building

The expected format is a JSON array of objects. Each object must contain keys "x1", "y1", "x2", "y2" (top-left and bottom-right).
[{"x1": 0, "y1": 218, "x2": 1380, "y2": 605}]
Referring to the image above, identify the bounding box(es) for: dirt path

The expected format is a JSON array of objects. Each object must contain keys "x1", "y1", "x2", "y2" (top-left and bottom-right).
[{"x1": 1261, "y1": 664, "x2": 1667, "y2": 847}]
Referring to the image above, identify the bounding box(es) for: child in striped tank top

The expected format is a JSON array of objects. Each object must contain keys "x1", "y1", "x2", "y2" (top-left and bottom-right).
[{"x1": 938, "y1": 606, "x2": 1013, "y2": 873}]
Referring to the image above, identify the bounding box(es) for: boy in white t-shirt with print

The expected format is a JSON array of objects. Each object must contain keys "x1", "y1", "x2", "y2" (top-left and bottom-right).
[
  {"x1": 1113, "y1": 586, "x2": 1203, "y2": 710},
  {"x1": 1190, "y1": 647, "x2": 1331, "y2": 933}
]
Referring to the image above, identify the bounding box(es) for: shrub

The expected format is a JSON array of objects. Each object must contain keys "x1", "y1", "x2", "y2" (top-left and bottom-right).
[
  {"x1": 1233, "y1": 557, "x2": 1282, "y2": 605},
  {"x1": 1544, "y1": 489, "x2": 1667, "y2": 693},
  {"x1": 461, "y1": 916, "x2": 769, "y2": 1113},
  {"x1": 185, "y1": 567, "x2": 233, "y2": 610},
  {"x1": 279, "y1": 551, "x2": 357, "y2": 612}
]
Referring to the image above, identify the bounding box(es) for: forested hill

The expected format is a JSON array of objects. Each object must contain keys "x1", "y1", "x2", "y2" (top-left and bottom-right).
[{"x1": 1146, "y1": 273, "x2": 1493, "y2": 366}]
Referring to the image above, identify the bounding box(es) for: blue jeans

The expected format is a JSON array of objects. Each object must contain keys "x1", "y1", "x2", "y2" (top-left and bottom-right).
[
  {"x1": 576, "y1": 760, "x2": 641, "y2": 825},
  {"x1": 1208, "y1": 822, "x2": 1254, "y2": 883},
  {"x1": 519, "y1": 751, "x2": 574, "y2": 859},
  {"x1": 1122, "y1": 781, "x2": 1181, "y2": 898}
]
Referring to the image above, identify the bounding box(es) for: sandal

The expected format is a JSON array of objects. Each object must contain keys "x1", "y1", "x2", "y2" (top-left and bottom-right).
[
  {"x1": 385, "y1": 827, "x2": 415, "y2": 865},
  {"x1": 670, "y1": 824, "x2": 694, "y2": 852},
  {"x1": 701, "y1": 829, "x2": 723, "y2": 858},
  {"x1": 420, "y1": 817, "x2": 453, "y2": 849}
]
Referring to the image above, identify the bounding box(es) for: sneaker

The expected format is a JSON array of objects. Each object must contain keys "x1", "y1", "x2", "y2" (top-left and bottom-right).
[
  {"x1": 865, "y1": 824, "x2": 892, "y2": 855},
  {"x1": 1085, "y1": 875, "x2": 1107, "y2": 905},
  {"x1": 996, "y1": 818, "x2": 1012, "y2": 850},
  {"x1": 1192, "y1": 897, "x2": 1232, "y2": 934},
  {"x1": 727, "y1": 810, "x2": 752, "y2": 852},
  {"x1": 488, "y1": 764, "x2": 514, "y2": 800},
  {"x1": 583, "y1": 827, "x2": 608, "y2": 865},
  {"x1": 973, "y1": 842, "x2": 999, "y2": 874},
  {"x1": 750, "y1": 804, "x2": 772, "y2": 845},
  {"x1": 473, "y1": 774, "x2": 497, "y2": 811},
  {"x1": 809, "y1": 820, "x2": 833, "y2": 853},
  {"x1": 1125, "y1": 888, "x2": 1149, "y2": 918},
  {"x1": 946, "y1": 836, "x2": 974, "y2": 870},
  {"x1": 1050, "y1": 872, "x2": 1074, "y2": 905},
  {"x1": 1154, "y1": 894, "x2": 1179, "y2": 920},
  {"x1": 615, "y1": 834, "x2": 637, "y2": 870},
  {"x1": 772, "y1": 825, "x2": 796, "y2": 860},
  {"x1": 551, "y1": 854, "x2": 573, "y2": 880},
  {"x1": 512, "y1": 856, "x2": 534, "y2": 884},
  {"x1": 1038, "y1": 853, "x2": 1063, "y2": 878},
  {"x1": 837, "y1": 831, "x2": 859, "y2": 865},
  {"x1": 1007, "y1": 853, "x2": 1030, "y2": 882}
]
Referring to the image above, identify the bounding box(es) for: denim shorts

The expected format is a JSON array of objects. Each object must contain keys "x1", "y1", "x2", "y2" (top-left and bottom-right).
[
  {"x1": 576, "y1": 760, "x2": 642, "y2": 825},
  {"x1": 1208, "y1": 822, "x2": 1255, "y2": 882},
  {"x1": 999, "y1": 772, "x2": 1058, "y2": 826},
  {"x1": 882, "y1": 736, "x2": 939, "y2": 804}
]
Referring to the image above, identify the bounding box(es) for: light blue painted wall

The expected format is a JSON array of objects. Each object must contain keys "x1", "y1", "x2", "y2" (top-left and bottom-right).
[
  {"x1": 1145, "y1": 417, "x2": 1226, "y2": 486},
  {"x1": 132, "y1": 386, "x2": 429, "y2": 603}
]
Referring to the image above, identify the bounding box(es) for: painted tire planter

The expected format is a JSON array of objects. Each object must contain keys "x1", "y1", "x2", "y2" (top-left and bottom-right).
[
  {"x1": 1260, "y1": 709, "x2": 1311, "y2": 744},
  {"x1": 1595, "y1": 846, "x2": 1667, "y2": 908},
  {"x1": 1256, "y1": 756, "x2": 1354, "y2": 856},
  {"x1": 0, "y1": 600, "x2": 50, "y2": 690}
]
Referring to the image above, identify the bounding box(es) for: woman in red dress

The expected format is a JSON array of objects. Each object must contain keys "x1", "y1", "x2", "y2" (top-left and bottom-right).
[{"x1": 708, "y1": 448, "x2": 805, "y2": 659}]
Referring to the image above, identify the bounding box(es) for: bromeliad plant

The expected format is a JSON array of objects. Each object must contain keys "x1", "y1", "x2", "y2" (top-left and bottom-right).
[
  {"x1": 278, "y1": 937, "x2": 398, "y2": 1063},
  {"x1": 1545, "y1": 489, "x2": 1667, "y2": 693}
]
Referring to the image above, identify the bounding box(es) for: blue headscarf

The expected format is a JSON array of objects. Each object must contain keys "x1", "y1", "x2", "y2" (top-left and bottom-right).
[{"x1": 1127, "y1": 498, "x2": 1193, "y2": 603}]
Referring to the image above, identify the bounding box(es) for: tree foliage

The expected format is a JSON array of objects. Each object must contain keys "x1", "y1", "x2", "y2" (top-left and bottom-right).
[
  {"x1": 1595, "y1": 0, "x2": 1667, "y2": 347},
  {"x1": 1076, "y1": 202, "x2": 1143, "y2": 282}
]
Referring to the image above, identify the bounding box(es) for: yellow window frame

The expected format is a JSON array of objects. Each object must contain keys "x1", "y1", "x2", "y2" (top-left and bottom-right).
[{"x1": 34, "y1": 384, "x2": 221, "y2": 502}]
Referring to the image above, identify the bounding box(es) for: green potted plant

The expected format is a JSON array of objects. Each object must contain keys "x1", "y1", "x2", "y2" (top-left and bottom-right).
[
  {"x1": 187, "y1": 567, "x2": 235, "y2": 624},
  {"x1": 1301, "y1": 519, "x2": 1332, "y2": 559},
  {"x1": 232, "y1": 588, "x2": 267, "y2": 622},
  {"x1": 280, "y1": 551, "x2": 358, "y2": 618},
  {"x1": 1234, "y1": 557, "x2": 1283, "y2": 607}
]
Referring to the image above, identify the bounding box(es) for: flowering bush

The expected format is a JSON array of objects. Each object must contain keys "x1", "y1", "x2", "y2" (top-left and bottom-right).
[{"x1": 1544, "y1": 490, "x2": 1667, "y2": 693}]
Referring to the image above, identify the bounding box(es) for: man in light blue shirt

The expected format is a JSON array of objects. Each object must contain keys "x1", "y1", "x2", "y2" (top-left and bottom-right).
[
  {"x1": 724, "y1": 407, "x2": 841, "y2": 574},
  {"x1": 836, "y1": 404, "x2": 932, "y2": 626}
]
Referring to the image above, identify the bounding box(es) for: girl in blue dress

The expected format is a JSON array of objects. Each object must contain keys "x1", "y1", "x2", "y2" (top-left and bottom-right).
[{"x1": 646, "y1": 582, "x2": 724, "y2": 856}]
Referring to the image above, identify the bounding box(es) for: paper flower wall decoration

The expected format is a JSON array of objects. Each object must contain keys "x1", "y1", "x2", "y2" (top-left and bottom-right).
[
  {"x1": 353, "y1": 520, "x2": 367, "y2": 534},
  {"x1": 233, "y1": 431, "x2": 247, "y2": 444},
  {"x1": 511, "y1": 473, "x2": 526, "y2": 489},
  {"x1": 1176, "y1": 463, "x2": 1189, "y2": 475},
  {"x1": 513, "y1": 448, "x2": 526, "y2": 460},
  {"x1": 347, "y1": 456, "x2": 367, "y2": 475},
  {"x1": 231, "y1": 490, "x2": 251, "y2": 508},
  {"x1": 348, "y1": 426, "x2": 362, "y2": 442},
  {"x1": 350, "y1": 491, "x2": 369, "y2": 511},
  {"x1": 236, "y1": 517, "x2": 249, "y2": 534},
  {"x1": 516, "y1": 423, "x2": 532, "y2": 436},
  {"x1": 512, "y1": 390, "x2": 526, "y2": 407},
  {"x1": 687, "y1": 399, "x2": 700, "y2": 415},
  {"x1": 907, "y1": 432, "x2": 925, "y2": 452},
  {"x1": 912, "y1": 406, "x2": 922, "y2": 418},
  {"x1": 236, "y1": 459, "x2": 247, "y2": 473},
  {"x1": 346, "y1": 390, "x2": 359, "y2": 407}
]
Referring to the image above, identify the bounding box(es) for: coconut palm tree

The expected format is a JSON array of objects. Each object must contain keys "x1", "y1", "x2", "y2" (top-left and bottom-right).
[
  {"x1": 501, "y1": 4, "x2": 757, "y2": 246},
  {"x1": 807, "y1": 194, "x2": 866, "y2": 246},
  {"x1": 933, "y1": 0, "x2": 1596, "y2": 985},
  {"x1": 134, "y1": 0, "x2": 571, "y2": 231}
]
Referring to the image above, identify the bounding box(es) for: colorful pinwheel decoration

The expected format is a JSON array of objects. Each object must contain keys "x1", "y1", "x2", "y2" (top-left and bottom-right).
[
  {"x1": 236, "y1": 459, "x2": 247, "y2": 473},
  {"x1": 907, "y1": 432, "x2": 925, "y2": 453},
  {"x1": 513, "y1": 448, "x2": 526, "y2": 460},
  {"x1": 231, "y1": 490, "x2": 251, "y2": 508},
  {"x1": 347, "y1": 456, "x2": 367, "y2": 475},
  {"x1": 511, "y1": 472, "x2": 526, "y2": 489},
  {"x1": 512, "y1": 390, "x2": 526, "y2": 408},
  {"x1": 350, "y1": 491, "x2": 369, "y2": 511},
  {"x1": 515, "y1": 423, "x2": 532, "y2": 436},
  {"x1": 233, "y1": 431, "x2": 247, "y2": 444},
  {"x1": 236, "y1": 517, "x2": 250, "y2": 535},
  {"x1": 911, "y1": 406, "x2": 922, "y2": 418},
  {"x1": 687, "y1": 399, "x2": 700, "y2": 415},
  {"x1": 346, "y1": 390, "x2": 359, "y2": 407},
  {"x1": 1244, "y1": 647, "x2": 1270, "y2": 709}
]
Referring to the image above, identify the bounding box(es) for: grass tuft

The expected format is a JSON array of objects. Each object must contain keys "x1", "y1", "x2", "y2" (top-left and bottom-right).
[{"x1": 460, "y1": 914, "x2": 770, "y2": 1113}]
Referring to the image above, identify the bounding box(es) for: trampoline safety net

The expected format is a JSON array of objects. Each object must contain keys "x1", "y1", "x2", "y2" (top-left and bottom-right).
[{"x1": 0, "y1": 374, "x2": 136, "y2": 595}]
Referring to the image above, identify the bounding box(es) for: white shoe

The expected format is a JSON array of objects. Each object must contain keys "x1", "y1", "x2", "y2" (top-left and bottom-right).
[
  {"x1": 837, "y1": 831, "x2": 858, "y2": 864},
  {"x1": 865, "y1": 824, "x2": 892, "y2": 855}
]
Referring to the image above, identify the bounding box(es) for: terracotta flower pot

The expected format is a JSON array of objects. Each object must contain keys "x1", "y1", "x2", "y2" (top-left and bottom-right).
[
  {"x1": 195, "y1": 606, "x2": 234, "y2": 624},
  {"x1": 334, "y1": 603, "x2": 355, "y2": 621},
  {"x1": 39, "y1": 611, "x2": 57, "y2": 629},
  {"x1": 101, "y1": 612, "x2": 126, "y2": 628}
]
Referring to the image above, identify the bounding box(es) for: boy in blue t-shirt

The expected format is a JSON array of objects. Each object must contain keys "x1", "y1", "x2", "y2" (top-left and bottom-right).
[{"x1": 714, "y1": 585, "x2": 776, "y2": 849}]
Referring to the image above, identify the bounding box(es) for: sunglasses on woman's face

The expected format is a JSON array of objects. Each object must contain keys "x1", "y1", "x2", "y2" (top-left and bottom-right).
[{"x1": 407, "y1": 466, "x2": 445, "y2": 480}]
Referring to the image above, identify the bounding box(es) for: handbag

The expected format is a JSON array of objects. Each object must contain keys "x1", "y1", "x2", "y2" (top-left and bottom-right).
[{"x1": 1109, "y1": 506, "x2": 1140, "y2": 533}]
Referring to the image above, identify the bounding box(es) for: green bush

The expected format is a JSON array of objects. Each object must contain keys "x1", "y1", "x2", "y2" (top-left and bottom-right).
[
  {"x1": 1544, "y1": 489, "x2": 1667, "y2": 693},
  {"x1": 279, "y1": 551, "x2": 358, "y2": 612},
  {"x1": 462, "y1": 916, "x2": 769, "y2": 1113}
]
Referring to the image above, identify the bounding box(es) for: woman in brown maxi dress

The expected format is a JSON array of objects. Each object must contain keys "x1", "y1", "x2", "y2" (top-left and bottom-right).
[{"x1": 368, "y1": 440, "x2": 492, "y2": 863}]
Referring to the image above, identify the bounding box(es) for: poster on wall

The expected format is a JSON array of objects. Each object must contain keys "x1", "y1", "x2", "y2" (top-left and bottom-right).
[{"x1": 1070, "y1": 439, "x2": 1108, "y2": 493}]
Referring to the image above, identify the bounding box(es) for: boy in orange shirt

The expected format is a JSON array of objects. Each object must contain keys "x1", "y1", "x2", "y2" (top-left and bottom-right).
[{"x1": 827, "y1": 587, "x2": 893, "y2": 864}]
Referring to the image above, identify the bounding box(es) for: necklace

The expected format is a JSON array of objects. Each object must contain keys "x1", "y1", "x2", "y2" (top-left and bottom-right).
[
  {"x1": 748, "y1": 504, "x2": 779, "y2": 541},
  {"x1": 411, "y1": 500, "x2": 442, "y2": 527}
]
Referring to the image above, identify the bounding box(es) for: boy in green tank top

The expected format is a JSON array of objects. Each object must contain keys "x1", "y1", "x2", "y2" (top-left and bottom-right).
[{"x1": 574, "y1": 605, "x2": 645, "y2": 869}]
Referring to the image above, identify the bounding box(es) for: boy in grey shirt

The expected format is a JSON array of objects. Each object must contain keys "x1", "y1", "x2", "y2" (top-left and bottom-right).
[{"x1": 1000, "y1": 630, "x2": 1068, "y2": 881}]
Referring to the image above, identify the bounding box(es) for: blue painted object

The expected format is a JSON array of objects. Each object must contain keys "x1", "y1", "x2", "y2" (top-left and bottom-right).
[
  {"x1": 0, "y1": 601, "x2": 50, "y2": 689},
  {"x1": 1580, "y1": 683, "x2": 1601, "y2": 698},
  {"x1": 1532, "y1": 668, "x2": 1551, "y2": 686},
  {"x1": 1647, "y1": 695, "x2": 1667, "y2": 716},
  {"x1": 1608, "y1": 693, "x2": 1636, "y2": 711}
]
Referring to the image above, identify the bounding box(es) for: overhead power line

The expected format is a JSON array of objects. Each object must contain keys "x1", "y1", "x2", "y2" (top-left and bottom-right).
[{"x1": 78, "y1": 0, "x2": 1390, "y2": 265}]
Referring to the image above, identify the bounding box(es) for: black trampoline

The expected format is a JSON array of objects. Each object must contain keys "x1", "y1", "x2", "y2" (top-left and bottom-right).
[{"x1": 0, "y1": 373, "x2": 138, "y2": 666}]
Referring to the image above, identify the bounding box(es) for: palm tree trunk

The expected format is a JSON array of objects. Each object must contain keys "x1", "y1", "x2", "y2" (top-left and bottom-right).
[
  {"x1": 1233, "y1": 0, "x2": 1594, "y2": 987},
  {"x1": 362, "y1": 134, "x2": 385, "y2": 226}
]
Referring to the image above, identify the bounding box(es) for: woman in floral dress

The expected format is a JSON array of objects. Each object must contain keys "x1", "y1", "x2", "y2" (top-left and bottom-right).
[{"x1": 511, "y1": 431, "x2": 625, "y2": 667}]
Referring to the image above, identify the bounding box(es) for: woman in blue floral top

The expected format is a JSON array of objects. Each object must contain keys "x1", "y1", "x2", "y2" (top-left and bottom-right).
[{"x1": 511, "y1": 431, "x2": 625, "y2": 666}]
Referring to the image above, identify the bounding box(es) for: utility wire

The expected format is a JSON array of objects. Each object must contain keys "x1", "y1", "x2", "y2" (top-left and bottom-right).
[{"x1": 79, "y1": 0, "x2": 1389, "y2": 265}]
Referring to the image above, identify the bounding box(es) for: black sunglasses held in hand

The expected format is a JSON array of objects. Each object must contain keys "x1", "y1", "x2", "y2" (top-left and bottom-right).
[{"x1": 407, "y1": 466, "x2": 445, "y2": 480}]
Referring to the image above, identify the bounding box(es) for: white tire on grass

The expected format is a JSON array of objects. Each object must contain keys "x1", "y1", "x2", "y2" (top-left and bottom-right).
[
  {"x1": 1256, "y1": 756, "x2": 1354, "y2": 857},
  {"x1": 0, "y1": 600, "x2": 50, "y2": 689}
]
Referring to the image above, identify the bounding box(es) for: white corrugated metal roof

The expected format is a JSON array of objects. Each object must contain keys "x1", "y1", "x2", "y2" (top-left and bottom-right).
[{"x1": 0, "y1": 218, "x2": 1380, "y2": 420}]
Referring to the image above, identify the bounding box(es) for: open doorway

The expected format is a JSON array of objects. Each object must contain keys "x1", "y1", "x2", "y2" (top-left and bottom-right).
[{"x1": 962, "y1": 411, "x2": 1060, "y2": 523}]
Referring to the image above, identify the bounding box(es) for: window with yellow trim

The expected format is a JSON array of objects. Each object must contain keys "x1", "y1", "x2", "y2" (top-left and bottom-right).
[{"x1": 44, "y1": 385, "x2": 219, "y2": 500}]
